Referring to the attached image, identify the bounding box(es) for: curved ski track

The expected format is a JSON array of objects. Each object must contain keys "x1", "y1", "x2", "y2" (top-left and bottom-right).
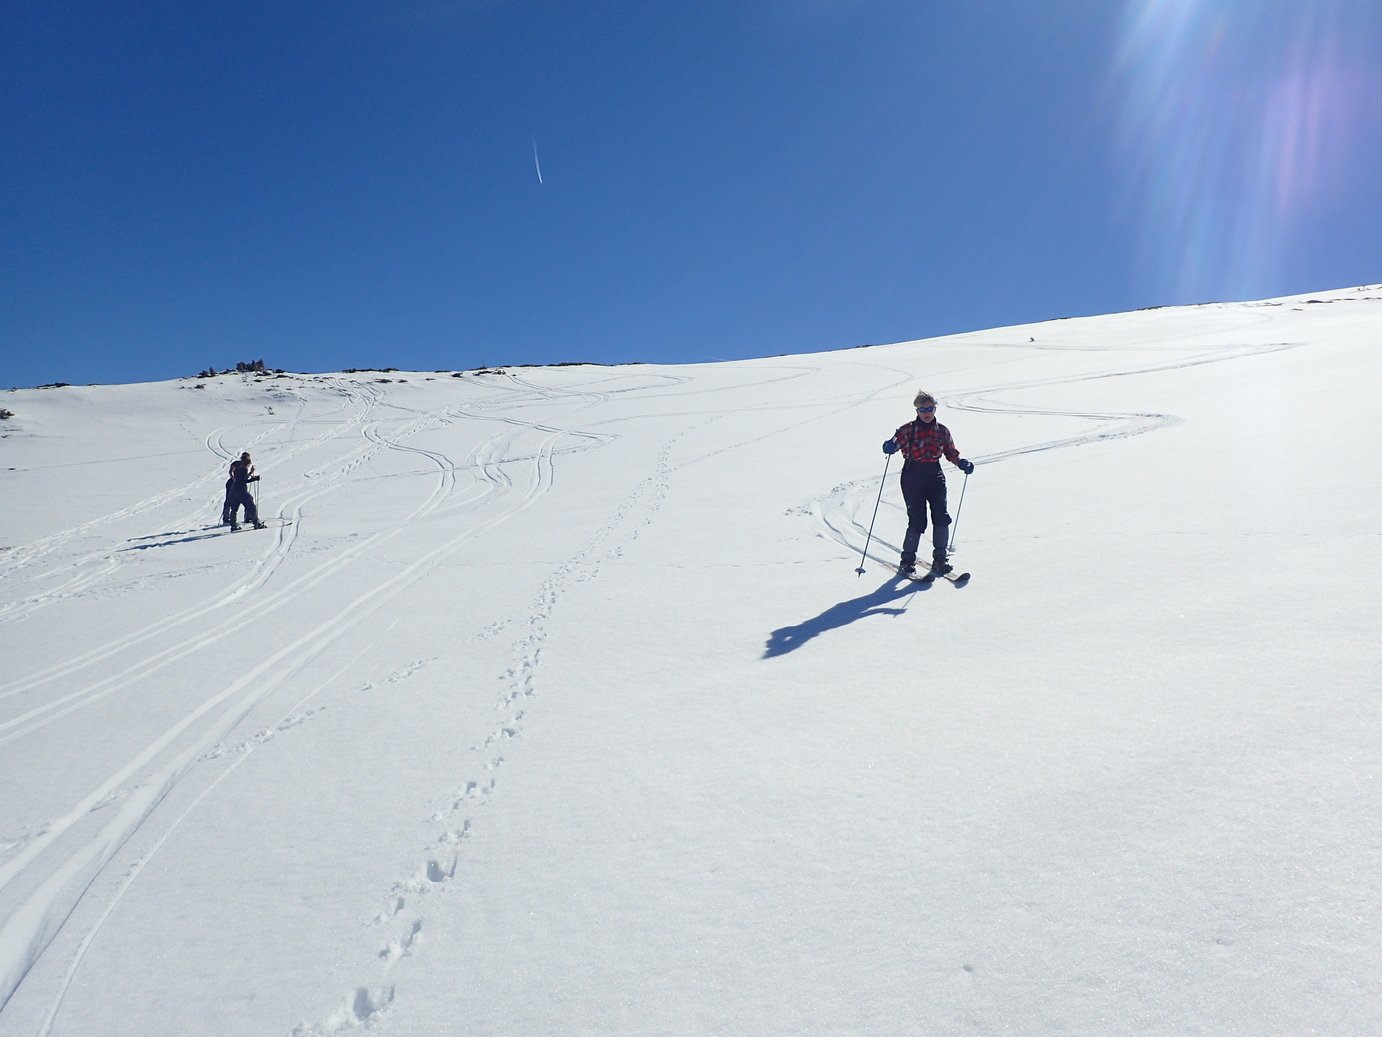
[{"x1": 0, "y1": 374, "x2": 618, "y2": 1021}]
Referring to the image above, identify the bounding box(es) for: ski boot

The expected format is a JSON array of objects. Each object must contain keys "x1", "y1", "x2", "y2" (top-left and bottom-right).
[{"x1": 929, "y1": 554, "x2": 953, "y2": 577}]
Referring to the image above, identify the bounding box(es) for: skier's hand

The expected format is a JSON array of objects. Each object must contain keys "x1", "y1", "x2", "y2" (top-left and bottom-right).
[
  {"x1": 957, "y1": 459, "x2": 974, "y2": 474},
  {"x1": 882, "y1": 439, "x2": 898, "y2": 455},
  {"x1": 250, "y1": 475, "x2": 260, "y2": 482}
]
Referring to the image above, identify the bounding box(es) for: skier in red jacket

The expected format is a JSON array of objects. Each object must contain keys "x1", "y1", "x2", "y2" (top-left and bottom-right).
[{"x1": 883, "y1": 391, "x2": 974, "y2": 575}]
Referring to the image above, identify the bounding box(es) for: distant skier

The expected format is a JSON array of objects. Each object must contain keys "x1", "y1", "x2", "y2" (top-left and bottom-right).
[
  {"x1": 882, "y1": 391, "x2": 974, "y2": 575},
  {"x1": 226, "y1": 451, "x2": 266, "y2": 531}
]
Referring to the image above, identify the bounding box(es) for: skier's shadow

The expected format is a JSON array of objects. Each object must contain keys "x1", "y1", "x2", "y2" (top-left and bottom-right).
[
  {"x1": 763, "y1": 574, "x2": 925, "y2": 658},
  {"x1": 120, "y1": 528, "x2": 226, "y2": 551}
]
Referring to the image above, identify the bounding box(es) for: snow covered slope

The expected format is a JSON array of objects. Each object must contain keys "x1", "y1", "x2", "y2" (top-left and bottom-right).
[{"x1": 2, "y1": 287, "x2": 1380, "y2": 1036}]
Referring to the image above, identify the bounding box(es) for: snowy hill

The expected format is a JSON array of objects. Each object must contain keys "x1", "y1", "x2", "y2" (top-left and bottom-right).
[{"x1": 2, "y1": 287, "x2": 1380, "y2": 1036}]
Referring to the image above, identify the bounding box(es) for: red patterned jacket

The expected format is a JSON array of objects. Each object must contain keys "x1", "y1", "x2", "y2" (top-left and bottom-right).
[{"x1": 892, "y1": 419, "x2": 961, "y2": 465}]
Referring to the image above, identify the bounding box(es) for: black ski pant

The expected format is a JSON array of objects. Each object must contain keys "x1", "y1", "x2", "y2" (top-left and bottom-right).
[
  {"x1": 227, "y1": 485, "x2": 259, "y2": 526},
  {"x1": 899, "y1": 461, "x2": 949, "y2": 567},
  {"x1": 221, "y1": 478, "x2": 234, "y2": 524}
]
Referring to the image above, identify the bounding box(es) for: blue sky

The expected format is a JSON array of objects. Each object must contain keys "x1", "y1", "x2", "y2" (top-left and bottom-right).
[{"x1": 4, "y1": 0, "x2": 1379, "y2": 387}]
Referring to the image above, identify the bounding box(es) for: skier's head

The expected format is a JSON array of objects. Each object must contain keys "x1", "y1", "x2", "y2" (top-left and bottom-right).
[
  {"x1": 241, "y1": 452, "x2": 251, "y2": 462},
  {"x1": 913, "y1": 392, "x2": 937, "y2": 419}
]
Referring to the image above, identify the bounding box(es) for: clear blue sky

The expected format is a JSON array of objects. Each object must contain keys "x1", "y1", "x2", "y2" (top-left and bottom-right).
[{"x1": 4, "y1": 0, "x2": 1379, "y2": 387}]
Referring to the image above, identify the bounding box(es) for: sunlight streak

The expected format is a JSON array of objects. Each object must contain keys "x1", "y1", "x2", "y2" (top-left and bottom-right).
[{"x1": 1110, "y1": 0, "x2": 1367, "y2": 299}]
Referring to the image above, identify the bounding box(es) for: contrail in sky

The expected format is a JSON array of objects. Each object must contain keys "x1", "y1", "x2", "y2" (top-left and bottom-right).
[{"x1": 532, "y1": 139, "x2": 543, "y2": 184}]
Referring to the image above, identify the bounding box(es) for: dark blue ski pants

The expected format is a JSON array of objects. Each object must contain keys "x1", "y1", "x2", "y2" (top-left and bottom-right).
[
  {"x1": 227, "y1": 486, "x2": 259, "y2": 526},
  {"x1": 899, "y1": 461, "x2": 949, "y2": 566}
]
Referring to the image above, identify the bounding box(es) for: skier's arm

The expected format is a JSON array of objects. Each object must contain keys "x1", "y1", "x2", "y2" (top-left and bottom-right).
[{"x1": 942, "y1": 430, "x2": 962, "y2": 465}]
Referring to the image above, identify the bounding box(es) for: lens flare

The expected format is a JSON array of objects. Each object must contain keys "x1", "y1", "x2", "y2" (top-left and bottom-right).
[{"x1": 1111, "y1": 0, "x2": 1368, "y2": 299}]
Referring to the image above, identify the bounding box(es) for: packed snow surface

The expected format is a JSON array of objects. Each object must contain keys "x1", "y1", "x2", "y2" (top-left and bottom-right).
[{"x1": 2, "y1": 288, "x2": 1380, "y2": 1036}]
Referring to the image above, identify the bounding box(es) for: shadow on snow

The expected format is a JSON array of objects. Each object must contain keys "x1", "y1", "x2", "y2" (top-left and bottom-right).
[
  {"x1": 763, "y1": 574, "x2": 924, "y2": 658},
  {"x1": 120, "y1": 527, "x2": 230, "y2": 550}
]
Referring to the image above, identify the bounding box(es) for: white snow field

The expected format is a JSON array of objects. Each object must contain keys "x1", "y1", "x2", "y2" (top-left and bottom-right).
[{"x1": 1, "y1": 287, "x2": 1380, "y2": 1036}]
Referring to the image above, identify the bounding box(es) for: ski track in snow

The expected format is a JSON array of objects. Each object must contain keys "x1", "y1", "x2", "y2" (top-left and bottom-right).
[
  {"x1": 0, "y1": 372, "x2": 637, "y2": 1023},
  {"x1": 31, "y1": 648, "x2": 373, "y2": 1037}
]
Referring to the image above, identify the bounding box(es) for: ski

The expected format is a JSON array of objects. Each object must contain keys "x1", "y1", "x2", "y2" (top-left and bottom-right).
[
  {"x1": 227, "y1": 519, "x2": 291, "y2": 533},
  {"x1": 903, "y1": 566, "x2": 970, "y2": 585}
]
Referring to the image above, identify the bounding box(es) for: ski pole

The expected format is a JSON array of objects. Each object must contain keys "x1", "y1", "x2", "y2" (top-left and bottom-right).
[
  {"x1": 855, "y1": 454, "x2": 891, "y2": 576},
  {"x1": 947, "y1": 470, "x2": 969, "y2": 555}
]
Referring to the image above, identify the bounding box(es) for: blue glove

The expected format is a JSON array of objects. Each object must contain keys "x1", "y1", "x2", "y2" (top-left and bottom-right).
[
  {"x1": 957, "y1": 459, "x2": 974, "y2": 475},
  {"x1": 882, "y1": 440, "x2": 898, "y2": 455}
]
